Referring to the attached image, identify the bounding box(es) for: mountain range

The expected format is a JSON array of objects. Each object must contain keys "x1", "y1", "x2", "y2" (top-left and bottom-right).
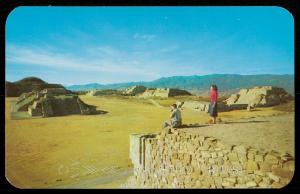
[{"x1": 65, "y1": 74, "x2": 294, "y2": 95}]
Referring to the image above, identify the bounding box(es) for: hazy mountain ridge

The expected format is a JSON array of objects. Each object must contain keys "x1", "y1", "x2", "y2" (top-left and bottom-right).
[
  {"x1": 65, "y1": 74, "x2": 294, "y2": 95},
  {"x1": 5, "y1": 77, "x2": 65, "y2": 97}
]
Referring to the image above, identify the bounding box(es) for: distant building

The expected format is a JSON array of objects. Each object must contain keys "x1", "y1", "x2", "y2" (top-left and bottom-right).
[
  {"x1": 123, "y1": 85, "x2": 147, "y2": 96},
  {"x1": 139, "y1": 88, "x2": 191, "y2": 98}
]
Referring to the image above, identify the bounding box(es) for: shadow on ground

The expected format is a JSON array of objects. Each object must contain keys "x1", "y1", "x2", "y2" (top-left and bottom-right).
[
  {"x1": 179, "y1": 123, "x2": 209, "y2": 128},
  {"x1": 90, "y1": 110, "x2": 109, "y2": 115},
  {"x1": 222, "y1": 120, "x2": 269, "y2": 124}
]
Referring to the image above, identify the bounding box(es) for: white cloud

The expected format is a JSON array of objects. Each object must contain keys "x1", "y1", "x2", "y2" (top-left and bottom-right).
[{"x1": 6, "y1": 44, "x2": 160, "y2": 80}]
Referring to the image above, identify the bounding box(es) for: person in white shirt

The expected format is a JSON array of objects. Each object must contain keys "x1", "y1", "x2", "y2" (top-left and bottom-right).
[{"x1": 162, "y1": 104, "x2": 182, "y2": 129}]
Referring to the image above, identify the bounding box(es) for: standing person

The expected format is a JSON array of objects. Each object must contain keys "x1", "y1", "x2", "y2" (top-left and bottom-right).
[
  {"x1": 209, "y1": 85, "x2": 218, "y2": 124},
  {"x1": 162, "y1": 104, "x2": 182, "y2": 131}
]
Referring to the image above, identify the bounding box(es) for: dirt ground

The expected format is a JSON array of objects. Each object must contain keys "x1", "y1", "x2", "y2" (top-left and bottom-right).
[
  {"x1": 182, "y1": 114, "x2": 294, "y2": 156},
  {"x1": 5, "y1": 96, "x2": 294, "y2": 188}
]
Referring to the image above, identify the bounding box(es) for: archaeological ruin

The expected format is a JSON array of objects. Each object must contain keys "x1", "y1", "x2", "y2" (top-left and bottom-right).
[
  {"x1": 139, "y1": 88, "x2": 192, "y2": 98},
  {"x1": 225, "y1": 86, "x2": 292, "y2": 108},
  {"x1": 123, "y1": 85, "x2": 147, "y2": 96},
  {"x1": 14, "y1": 88, "x2": 97, "y2": 117},
  {"x1": 123, "y1": 131, "x2": 294, "y2": 188},
  {"x1": 179, "y1": 86, "x2": 293, "y2": 113},
  {"x1": 87, "y1": 89, "x2": 122, "y2": 96}
]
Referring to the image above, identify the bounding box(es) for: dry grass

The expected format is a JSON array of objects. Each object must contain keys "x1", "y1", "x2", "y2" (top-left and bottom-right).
[
  {"x1": 5, "y1": 96, "x2": 293, "y2": 188},
  {"x1": 271, "y1": 100, "x2": 294, "y2": 112}
]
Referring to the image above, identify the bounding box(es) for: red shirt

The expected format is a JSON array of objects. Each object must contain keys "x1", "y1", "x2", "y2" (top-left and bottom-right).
[{"x1": 210, "y1": 90, "x2": 218, "y2": 103}]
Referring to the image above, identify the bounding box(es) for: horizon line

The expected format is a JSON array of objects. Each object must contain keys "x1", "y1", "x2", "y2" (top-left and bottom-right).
[{"x1": 6, "y1": 73, "x2": 295, "y2": 86}]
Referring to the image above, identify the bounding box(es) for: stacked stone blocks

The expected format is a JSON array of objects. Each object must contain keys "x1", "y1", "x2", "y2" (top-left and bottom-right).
[{"x1": 123, "y1": 132, "x2": 294, "y2": 188}]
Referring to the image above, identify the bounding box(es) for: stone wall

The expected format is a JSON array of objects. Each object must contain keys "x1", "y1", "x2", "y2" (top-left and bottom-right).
[{"x1": 123, "y1": 131, "x2": 294, "y2": 188}]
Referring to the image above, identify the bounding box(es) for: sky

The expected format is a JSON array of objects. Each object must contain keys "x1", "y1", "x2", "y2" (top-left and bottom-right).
[{"x1": 6, "y1": 6, "x2": 294, "y2": 85}]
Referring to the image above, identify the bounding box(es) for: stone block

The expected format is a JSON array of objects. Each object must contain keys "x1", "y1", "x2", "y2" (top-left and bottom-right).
[
  {"x1": 228, "y1": 152, "x2": 239, "y2": 162},
  {"x1": 281, "y1": 153, "x2": 294, "y2": 162},
  {"x1": 259, "y1": 162, "x2": 272, "y2": 172},
  {"x1": 272, "y1": 167, "x2": 294, "y2": 179},
  {"x1": 271, "y1": 182, "x2": 285, "y2": 188},
  {"x1": 195, "y1": 180, "x2": 202, "y2": 188},
  {"x1": 283, "y1": 160, "x2": 294, "y2": 171},
  {"x1": 247, "y1": 152, "x2": 255, "y2": 161},
  {"x1": 238, "y1": 153, "x2": 247, "y2": 163},
  {"x1": 246, "y1": 160, "x2": 259, "y2": 172},
  {"x1": 221, "y1": 182, "x2": 234, "y2": 188},
  {"x1": 201, "y1": 151, "x2": 211, "y2": 158},
  {"x1": 215, "y1": 141, "x2": 226, "y2": 150},
  {"x1": 224, "y1": 177, "x2": 237, "y2": 184},
  {"x1": 247, "y1": 148, "x2": 258, "y2": 160},
  {"x1": 211, "y1": 152, "x2": 217, "y2": 158},
  {"x1": 254, "y1": 170, "x2": 265, "y2": 176},
  {"x1": 233, "y1": 145, "x2": 247, "y2": 154},
  {"x1": 208, "y1": 158, "x2": 215, "y2": 165},
  {"x1": 235, "y1": 184, "x2": 248, "y2": 188},
  {"x1": 216, "y1": 158, "x2": 224, "y2": 165},
  {"x1": 246, "y1": 181, "x2": 257, "y2": 188},
  {"x1": 258, "y1": 181, "x2": 271, "y2": 188},
  {"x1": 255, "y1": 153, "x2": 264, "y2": 162},
  {"x1": 254, "y1": 175, "x2": 263, "y2": 184},
  {"x1": 267, "y1": 172, "x2": 280, "y2": 182},
  {"x1": 217, "y1": 152, "x2": 224, "y2": 157},
  {"x1": 265, "y1": 152, "x2": 280, "y2": 164}
]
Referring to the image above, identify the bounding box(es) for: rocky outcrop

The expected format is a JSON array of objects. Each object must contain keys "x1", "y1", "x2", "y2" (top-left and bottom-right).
[
  {"x1": 123, "y1": 132, "x2": 294, "y2": 188},
  {"x1": 225, "y1": 86, "x2": 292, "y2": 108},
  {"x1": 139, "y1": 88, "x2": 191, "y2": 98}
]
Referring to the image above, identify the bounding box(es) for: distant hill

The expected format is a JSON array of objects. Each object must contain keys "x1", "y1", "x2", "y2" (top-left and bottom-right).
[
  {"x1": 65, "y1": 83, "x2": 104, "y2": 91},
  {"x1": 66, "y1": 74, "x2": 294, "y2": 96},
  {"x1": 6, "y1": 77, "x2": 66, "y2": 97}
]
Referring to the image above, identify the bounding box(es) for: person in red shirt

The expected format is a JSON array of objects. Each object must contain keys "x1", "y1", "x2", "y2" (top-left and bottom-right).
[{"x1": 209, "y1": 84, "x2": 218, "y2": 124}]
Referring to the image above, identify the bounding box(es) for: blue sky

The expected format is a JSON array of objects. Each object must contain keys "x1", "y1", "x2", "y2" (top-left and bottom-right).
[{"x1": 6, "y1": 6, "x2": 294, "y2": 85}]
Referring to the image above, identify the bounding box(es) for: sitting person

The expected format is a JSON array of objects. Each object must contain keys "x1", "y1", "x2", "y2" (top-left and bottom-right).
[{"x1": 162, "y1": 104, "x2": 182, "y2": 130}]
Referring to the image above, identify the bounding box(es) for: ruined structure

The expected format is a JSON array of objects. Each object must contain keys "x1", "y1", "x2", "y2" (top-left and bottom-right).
[
  {"x1": 139, "y1": 88, "x2": 191, "y2": 98},
  {"x1": 225, "y1": 86, "x2": 292, "y2": 108},
  {"x1": 123, "y1": 132, "x2": 294, "y2": 188},
  {"x1": 87, "y1": 89, "x2": 122, "y2": 96},
  {"x1": 181, "y1": 101, "x2": 231, "y2": 112},
  {"x1": 14, "y1": 88, "x2": 97, "y2": 117},
  {"x1": 123, "y1": 85, "x2": 147, "y2": 96},
  {"x1": 178, "y1": 86, "x2": 292, "y2": 113}
]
